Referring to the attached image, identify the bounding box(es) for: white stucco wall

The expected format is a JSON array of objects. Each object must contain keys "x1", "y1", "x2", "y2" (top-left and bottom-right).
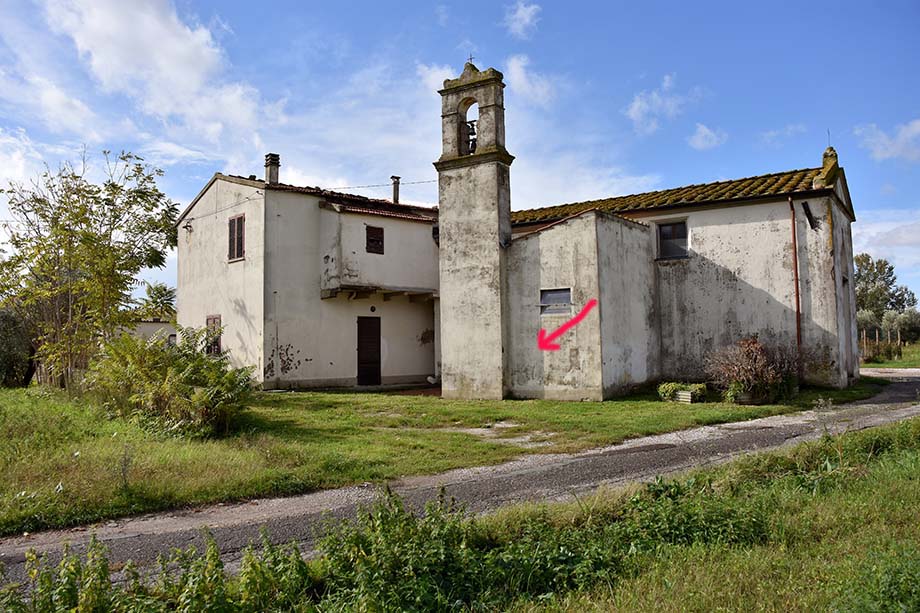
[
  {"x1": 263, "y1": 190, "x2": 435, "y2": 388},
  {"x1": 595, "y1": 213, "x2": 659, "y2": 394},
  {"x1": 176, "y1": 178, "x2": 265, "y2": 373},
  {"x1": 338, "y1": 213, "x2": 438, "y2": 291},
  {"x1": 829, "y1": 187, "x2": 859, "y2": 384},
  {"x1": 129, "y1": 321, "x2": 177, "y2": 341},
  {"x1": 636, "y1": 197, "x2": 850, "y2": 386},
  {"x1": 506, "y1": 213, "x2": 603, "y2": 400}
]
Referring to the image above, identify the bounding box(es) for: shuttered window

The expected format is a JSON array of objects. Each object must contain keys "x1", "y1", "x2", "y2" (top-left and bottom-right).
[
  {"x1": 366, "y1": 225, "x2": 384, "y2": 254},
  {"x1": 658, "y1": 221, "x2": 688, "y2": 259},
  {"x1": 228, "y1": 214, "x2": 245, "y2": 260},
  {"x1": 205, "y1": 315, "x2": 221, "y2": 355}
]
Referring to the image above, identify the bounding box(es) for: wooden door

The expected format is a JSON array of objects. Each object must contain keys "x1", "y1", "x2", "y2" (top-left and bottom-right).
[{"x1": 357, "y1": 317, "x2": 381, "y2": 386}]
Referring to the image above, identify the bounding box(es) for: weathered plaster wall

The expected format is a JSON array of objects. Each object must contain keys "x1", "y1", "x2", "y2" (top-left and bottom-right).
[
  {"x1": 641, "y1": 198, "x2": 848, "y2": 386},
  {"x1": 506, "y1": 213, "x2": 603, "y2": 400},
  {"x1": 321, "y1": 210, "x2": 438, "y2": 293},
  {"x1": 263, "y1": 190, "x2": 435, "y2": 388},
  {"x1": 176, "y1": 179, "x2": 265, "y2": 373},
  {"x1": 438, "y1": 162, "x2": 511, "y2": 399},
  {"x1": 595, "y1": 213, "x2": 659, "y2": 394},
  {"x1": 829, "y1": 186, "x2": 859, "y2": 383}
]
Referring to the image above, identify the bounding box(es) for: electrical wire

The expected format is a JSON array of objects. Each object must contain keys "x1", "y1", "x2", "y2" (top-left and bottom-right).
[{"x1": 329, "y1": 179, "x2": 437, "y2": 190}]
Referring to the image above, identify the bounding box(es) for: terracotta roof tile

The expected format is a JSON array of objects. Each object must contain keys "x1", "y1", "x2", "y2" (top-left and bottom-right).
[
  {"x1": 222, "y1": 174, "x2": 439, "y2": 223},
  {"x1": 510, "y1": 167, "x2": 824, "y2": 225}
]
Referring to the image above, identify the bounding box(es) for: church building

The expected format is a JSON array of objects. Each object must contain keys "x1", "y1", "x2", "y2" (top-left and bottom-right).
[{"x1": 176, "y1": 63, "x2": 859, "y2": 399}]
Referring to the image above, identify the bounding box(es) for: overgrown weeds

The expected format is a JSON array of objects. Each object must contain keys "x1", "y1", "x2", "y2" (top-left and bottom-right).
[
  {"x1": 21, "y1": 415, "x2": 920, "y2": 611},
  {"x1": 83, "y1": 327, "x2": 254, "y2": 438}
]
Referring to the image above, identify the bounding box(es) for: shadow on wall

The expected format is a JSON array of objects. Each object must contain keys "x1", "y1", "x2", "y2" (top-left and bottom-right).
[
  {"x1": 230, "y1": 297, "x2": 261, "y2": 370},
  {"x1": 502, "y1": 210, "x2": 847, "y2": 396},
  {"x1": 504, "y1": 214, "x2": 602, "y2": 400},
  {"x1": 656, "y1": 249, "x2": 842, "y2": 386}
]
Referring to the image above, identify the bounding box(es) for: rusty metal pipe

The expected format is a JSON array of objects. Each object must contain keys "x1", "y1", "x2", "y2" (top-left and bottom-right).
[{"x1": 789, "y1": 196, "x2": 803, "y2": 378}]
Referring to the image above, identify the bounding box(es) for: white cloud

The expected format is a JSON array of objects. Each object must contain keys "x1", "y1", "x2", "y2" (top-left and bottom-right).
[
  {"x1": 0, "y1": 127, "x2": 47, "y2": 227},
  {"x1": 139, "y1": 140, "x2": 219, "y2": 167},
  {"x1": 0, "y1": 66, "x2": 103, "y2": 141},
  {"x1": 687, "y1": 123, "x2": 727, "y2": 151},
  {"x1": 42, "y1": 0, "x2": 268, "y2": 151},
  {"x1": 760, "y1": 123, "x2": 806, "y2": 146},
  {"x1": 625, "y1": 74, "x2": 701, "y2": 135},
  {"x1": 855, "y1": 119, "x2": 920, "y2": 162},
  {"x1": 417, "y1": 62, "x2": 454, "y2": 95},
  {"x1": 0, "y1": 127, "x2": 44, "y2": 187},
  {"x1": 511, "y1": 154, "x2": 660, "y2": 210},
  {"x1": 852, "y1": 208, "x2": 920, "y2": 296},
  {"x1": 504, "y1": 1, "x2": 541, "y2": 39},
  {"x1": 435, "y1": 5, "x2": 449, "y2": 26},
  {"x1": 504, "y1": 55, "x2": 554, "y2": 108},
  {"x1": 28, "y1": 75, "x2": 101, "y2": 140}
]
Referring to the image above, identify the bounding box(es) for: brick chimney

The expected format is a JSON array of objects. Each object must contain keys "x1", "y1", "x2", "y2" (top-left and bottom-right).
[
  {"x1": 265, "y1": 153, "x2": 280, "y2": 184},
  {"x1": 391, "y1": 175, "x2": 401, "y2": 204}
]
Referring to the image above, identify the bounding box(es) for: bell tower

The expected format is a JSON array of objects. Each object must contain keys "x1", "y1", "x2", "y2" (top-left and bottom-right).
[{"x1": 434, "y1": 62, "x2": 514, "y2": 399}]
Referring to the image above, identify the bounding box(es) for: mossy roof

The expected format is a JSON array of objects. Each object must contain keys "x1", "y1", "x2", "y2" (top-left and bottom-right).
[{"x1": 510, "y1": 167, "x2": 825, "y2": 225}]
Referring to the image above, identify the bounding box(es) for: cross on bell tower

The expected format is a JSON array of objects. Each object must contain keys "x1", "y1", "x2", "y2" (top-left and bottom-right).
[{"x1": 433, "y1": 62, "x2": 515, "y2": 400}]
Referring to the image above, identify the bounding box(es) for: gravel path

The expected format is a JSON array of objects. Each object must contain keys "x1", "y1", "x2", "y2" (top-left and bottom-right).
[{"x1": 2, "y1": 368, "x2": 918, "y2": 584}]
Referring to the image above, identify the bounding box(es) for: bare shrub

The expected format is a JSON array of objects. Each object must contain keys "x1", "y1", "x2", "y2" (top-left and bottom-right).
[{"x1": 705, "y1": 336, "x2": 803, "y2": 404}]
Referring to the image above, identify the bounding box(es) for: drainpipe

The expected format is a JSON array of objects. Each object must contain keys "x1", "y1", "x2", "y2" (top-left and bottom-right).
[{"x1": 789, "y1": 196, "x2": 803, "y2": 379}]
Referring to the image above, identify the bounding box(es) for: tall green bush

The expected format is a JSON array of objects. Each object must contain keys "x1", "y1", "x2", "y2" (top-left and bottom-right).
[
  {"x1": 0, "y1": 308, "x2": 32, "y2": 387},
  {"x1": 84, "y1": 327, "x2": 254, "y2": 438}
]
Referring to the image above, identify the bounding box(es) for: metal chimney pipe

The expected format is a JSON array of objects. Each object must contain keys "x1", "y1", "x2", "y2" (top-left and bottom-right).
[
  {"x1": 265, "y1": 153, "x2": 280, "y2": 184},
  {"x1": 390, "y1": 175, "x2": 400, "y2": 204}
]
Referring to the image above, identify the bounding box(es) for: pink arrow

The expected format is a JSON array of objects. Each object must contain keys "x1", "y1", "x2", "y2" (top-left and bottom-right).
[{"x1": 537, "y1": 298, "x2": 598, "y2": 351}]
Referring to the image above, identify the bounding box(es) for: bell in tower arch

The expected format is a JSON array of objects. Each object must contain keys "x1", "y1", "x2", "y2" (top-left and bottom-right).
[{"x1": 466, "y1": 119, "x2": 477, "y2": 154}]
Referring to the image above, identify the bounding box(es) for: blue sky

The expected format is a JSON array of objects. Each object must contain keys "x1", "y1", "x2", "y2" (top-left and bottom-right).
[{"x1": 1, "y1": 0, "x2": 918, "y2": 296}]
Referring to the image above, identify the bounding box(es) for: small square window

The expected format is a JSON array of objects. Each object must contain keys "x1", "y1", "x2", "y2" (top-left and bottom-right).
[
  {"x1": 658, "y1": 221, "x2": 688, "y2": 259},
  {"x1": 540, "y1": 288, "x2": 572, "y2": 315},
  {"x1": 366, "y1": 226, "x2": 384, "y2": 254}
]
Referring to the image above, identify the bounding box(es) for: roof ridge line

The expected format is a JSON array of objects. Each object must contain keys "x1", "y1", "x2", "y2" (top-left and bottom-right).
[{"x1": 513, "y1": 166, "x2": 823, "y2": 215}]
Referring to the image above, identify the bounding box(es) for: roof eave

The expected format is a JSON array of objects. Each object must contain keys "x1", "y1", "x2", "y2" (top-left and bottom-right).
[
  {"x1": 176, "y1": 173, "x2": 266, "y2": 226},
  {"x1": 510, "y1": 187, "x2": 838, "y2": 227}
]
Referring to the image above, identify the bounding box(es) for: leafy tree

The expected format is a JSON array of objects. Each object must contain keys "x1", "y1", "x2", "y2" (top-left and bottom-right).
[
  {"x1": 0, "y1": 151, "x2": 177, "y2": 389},
  {"x1": 138, "y1": 281, "x2": 176, "y2": 321},
  {"x1": 0, "y1": 308, "x2": 32, "y2": 387},
  {"x1": 854, "y1": 253, "x2": 917, "y2": 319},
  {"x1": 857, "y1": 309, "x2": 880, "y2": 333},
  {"x1": 881, "y1": 310, "x2": 900, "y2": 333},
  {"x1": 897, "y1": 309, "x2": 920, "y2": 344}
]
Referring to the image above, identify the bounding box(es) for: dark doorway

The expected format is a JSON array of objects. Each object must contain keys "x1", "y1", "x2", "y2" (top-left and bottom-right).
[{"x1": 357, "y1": 317, "x2": 381, "y2": 386}]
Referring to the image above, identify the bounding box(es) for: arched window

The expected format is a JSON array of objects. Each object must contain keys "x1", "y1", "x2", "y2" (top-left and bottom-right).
[{"x1": 459, "y1": 99, "x2": 479, "y2": 155}]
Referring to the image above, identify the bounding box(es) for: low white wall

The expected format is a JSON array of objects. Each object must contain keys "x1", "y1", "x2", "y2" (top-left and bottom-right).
[
  {"x1": 506, "y1": 213, "x2": 603, "y2": 400},
  {"x1": 596, "y1": 213, "x2": 658, "y2": 394}
]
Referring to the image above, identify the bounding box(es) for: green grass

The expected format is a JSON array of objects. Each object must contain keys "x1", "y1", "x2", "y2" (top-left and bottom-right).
[
  {"x1": 865, "y1": 341, "x2": 920, "y2": 368},
  {"x1": 507, "y1": 420, "x2": 920, "y2": 612},
  {"x1": 6, "y1": 410, "x2": 920, "y2": 612},
  {"x1": 0, "y1": 378, "x2": 886, "y2": 536}
]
